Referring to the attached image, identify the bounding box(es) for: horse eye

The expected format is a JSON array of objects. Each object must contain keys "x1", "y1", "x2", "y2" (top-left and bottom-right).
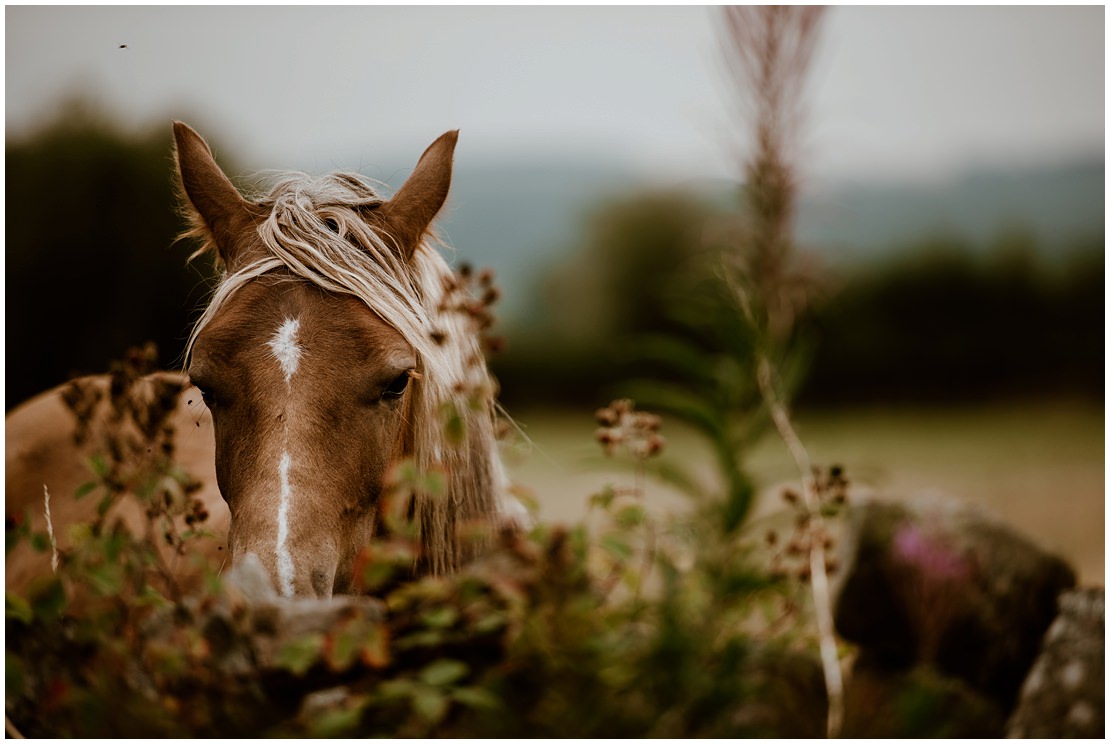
[
  {"x1": 195, "y1": 385, "x2": 217, "y2": 408},
  {"x1": 382, "y1": 371, "x2": 411, "y2": 400},
  {"x1": 190, "y1": 384, "x2": 216, "y2": 413},
  {"x1": 188, "y1": 371, "x2": 222, "y2": 410}
]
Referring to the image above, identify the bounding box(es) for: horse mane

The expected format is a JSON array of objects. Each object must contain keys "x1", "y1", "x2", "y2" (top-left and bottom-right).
[{"x1": 182, "y1": 170, "x2": 505, "y2": 575}]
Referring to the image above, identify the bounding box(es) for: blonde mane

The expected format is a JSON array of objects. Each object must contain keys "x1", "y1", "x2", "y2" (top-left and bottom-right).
[{"x1": 184, "y1": 171, "x2": 504, "y2": 574}]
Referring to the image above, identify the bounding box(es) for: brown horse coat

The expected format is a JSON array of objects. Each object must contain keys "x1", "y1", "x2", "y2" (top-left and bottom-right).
[{"x1": 6, "y1": 374, "x2": 229, "y2": 596}]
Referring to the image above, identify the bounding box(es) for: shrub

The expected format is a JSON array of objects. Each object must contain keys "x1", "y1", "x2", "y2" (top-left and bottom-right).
[{"x1": 6, "y1": 360, "x2": 830, "y2": 737}]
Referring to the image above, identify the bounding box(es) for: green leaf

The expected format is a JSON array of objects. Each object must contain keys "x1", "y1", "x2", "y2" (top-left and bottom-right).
[
  {"x1": 395, "y1": 630, "x2": 446, "y2": 657},
  {"x1": 326, "y1": 626, "x2": 361, "y2": 673},
  {"x1": 66, "y1": 522, "x2": 92, "y2": 548},
  {"x1": 87, "y1": 453, "x2": 109, "y2": 478},
  {"x1": 411, "y1": 686, "x2": 449, "y2": 726},
  {"x1": 6, "y1": 592, "x2": 33, "y2": 624},
  {"x1": 442, "y1": 401, "x2": 467, "y2": 446},
  {"x1": 470, "y1": 610, "x2": 507, "y2": 635},
  {"x1": 421, "y1": 469, "x2": 447, "y2": 499},
  {"x1": 647, "y1": 459, "x2": 707, "y2": 502},
  {"x1": 133, "y1": 585, "x2": 170, "y2": 610},
  {"x1": 102, "y1": 531, "x2": 127, "y2": 562},
  {"x1": 623, "y1": 379, "x2": 726, "y2": 443},
  {"x1": 97, "y1": 493, "x2": 114, "y2": 517},
  {"x1": 722, "y1": 477, "x2": 756, "y2": 535},
  {"x1": 377, "y1": 678, "x2": 416, "y2": 701},
  {"x1": 421, "y1": 605, "x2": 459, "y2": 630},
  {"x1": 5, "y1": 528, "x2": 22, "y2": 555},
  {"x1": 360, "y1": 560, "x2": 397, "y2": 593},
  {"x1": 275, "y1": 633, "x2": 325, "y2": 676},
  {"x1": 359, "y1": 623, "x2": 391, "y2": 668},
  {"x1": 419, "y1": 658, "x2": 468, "y2": 687},
  {"x1": 29, "y1": 532, "x2": 50, "y2": 553},
  {"x1": 308, "y1": 704, "x2": 364, "y2": 738},
  {"x1": 600, "y1": 533, "x2": 634, "y2": 562},
  {"x1": 5, "y1": 652, "x2": 26, "y2": 699},
  {"x1": 27, "y1": 576, "x2": 66, "y2": 621},
  {"x1": 614, "y1": 502, "x2": 646, "y2": 529},
  {"x1": 74, "y1": 480, "x2": 99, "y2": 500},
  {"x1": 87, "y1": 563, "x2": 125, "y2": 596},
  {"x1": 589, "y1": 485, "x2": 617, "y2": 511},
  {"x1": 451, "y1": 686, "x2": 503, "y2": 712},
  {"x1": 626, "y1": 333, "x2": 716, "y2": 386}
]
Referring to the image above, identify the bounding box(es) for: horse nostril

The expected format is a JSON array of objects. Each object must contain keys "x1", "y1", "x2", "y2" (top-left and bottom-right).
[{"x1": 310, "y1": 567, "x2": 334, "y2": 598}]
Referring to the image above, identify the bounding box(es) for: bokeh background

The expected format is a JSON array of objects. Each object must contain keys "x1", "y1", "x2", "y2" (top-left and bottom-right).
[{"x1": 5, "y1": 6, "x2": 1104, "y2": 581}]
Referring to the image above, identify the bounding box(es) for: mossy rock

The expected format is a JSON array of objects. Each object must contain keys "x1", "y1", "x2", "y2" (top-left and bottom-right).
[{"x1": 834, "y1": 498, "x2": 1076, "y2": 709}]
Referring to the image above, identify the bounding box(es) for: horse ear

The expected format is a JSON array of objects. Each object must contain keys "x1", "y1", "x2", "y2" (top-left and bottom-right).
[
  {"x1": 380, "y1": 130, "x2": 458, "y2": 260},
  {"x1": 174, "y1": 121, "x2": 257, "y2": 269}
]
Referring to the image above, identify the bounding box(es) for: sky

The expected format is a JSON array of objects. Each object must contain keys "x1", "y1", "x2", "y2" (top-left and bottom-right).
[{"x1": 5, "y1": 5, "x2": 1104, "y2": 186}]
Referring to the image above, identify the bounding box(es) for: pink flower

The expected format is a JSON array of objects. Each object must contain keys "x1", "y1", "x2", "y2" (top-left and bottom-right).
[{"x1": 893, "y1": 523, "x2": 972, "y2": 582}]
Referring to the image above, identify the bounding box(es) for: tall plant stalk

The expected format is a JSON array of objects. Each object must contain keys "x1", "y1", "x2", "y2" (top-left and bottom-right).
[{"x1": 719, "y1": 5, "x2": 843, "y2": 737}]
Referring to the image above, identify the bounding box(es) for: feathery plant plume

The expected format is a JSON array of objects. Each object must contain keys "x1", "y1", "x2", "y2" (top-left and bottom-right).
[
  {"x1": 721, "y1": 5, "x2": 824, "y2": 342},
  {"x1": 718, "y1": 5, "x2": 844, "y2": 738}
]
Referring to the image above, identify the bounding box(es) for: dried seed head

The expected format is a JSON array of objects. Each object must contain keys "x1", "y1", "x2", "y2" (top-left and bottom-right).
[
  {"x1": 595, "y1": 407, "x2": 619, "y2": 426},
  {"x1": 481, "y1": 286, "x2": 501, "y2": 306},
  {"x1": 645, "y1": 434, "x2": 666, "y2": 456},
  {"x1": 483, "y1": 336, "x2": 506, "y2": 355}
]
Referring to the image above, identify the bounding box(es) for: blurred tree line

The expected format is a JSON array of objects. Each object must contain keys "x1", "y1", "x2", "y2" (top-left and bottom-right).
[
  {"x1": 798, "y1": 234, "x2": 1103, "y2": 405},
  {"x1": 6, "y1": 109, "x2": 1102, "y2": 411},
  {"x1": 493, "y1": 189, "x2": 1104, "y2": 409},
  {"x1": 6, "y1": 104, "x2": 219, "y2": 409}
]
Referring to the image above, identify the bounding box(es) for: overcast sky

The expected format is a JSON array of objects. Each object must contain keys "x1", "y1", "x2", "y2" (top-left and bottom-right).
[{"x1": 5, "y1": 5, "x2": 1105, "y2": 185}]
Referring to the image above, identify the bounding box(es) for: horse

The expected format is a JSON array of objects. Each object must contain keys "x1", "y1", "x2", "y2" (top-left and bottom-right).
[{"x1": 6, "y1": 122, "x2": 523, "y2": 599}]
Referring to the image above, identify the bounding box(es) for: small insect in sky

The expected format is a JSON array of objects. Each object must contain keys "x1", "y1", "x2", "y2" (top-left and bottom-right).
[{"x1": 119, "y1": 44, "x2": 128, "y2": 49}]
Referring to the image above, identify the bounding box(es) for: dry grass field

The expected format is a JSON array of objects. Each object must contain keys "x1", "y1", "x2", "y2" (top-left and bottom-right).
[{"x1": 504, "y1": 399, "x2": 1105, "y2": 585}]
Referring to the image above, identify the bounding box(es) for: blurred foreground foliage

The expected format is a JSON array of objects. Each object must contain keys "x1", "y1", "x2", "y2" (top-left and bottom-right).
[{"x1": 5, "y1": 360, "x2": 828, "y2": 737}]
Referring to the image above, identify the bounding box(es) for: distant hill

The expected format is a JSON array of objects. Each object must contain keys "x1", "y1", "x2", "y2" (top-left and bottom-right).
[
  {"x1": 409, "y1": 156, "x2": 1105, "y2": 322},
  {"x1": 795, "y1": 158, "x2": 1105, "y2": 261},
  {"x1": 433, "y1": 159, "x2": 638, "y2": 320}
]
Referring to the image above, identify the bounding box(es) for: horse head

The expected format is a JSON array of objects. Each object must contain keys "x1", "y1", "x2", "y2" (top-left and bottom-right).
[{"x1": 175, "y1": 123, "x2": 507, "y2": 598}]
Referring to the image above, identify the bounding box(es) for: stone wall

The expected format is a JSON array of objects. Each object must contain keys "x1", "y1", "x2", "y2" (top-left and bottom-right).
[{"x1": 833, "y1": 498, "x2": 1103, "y2": 738}]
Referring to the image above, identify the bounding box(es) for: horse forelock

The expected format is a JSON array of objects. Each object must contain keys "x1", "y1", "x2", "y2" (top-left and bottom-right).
[{"x1": 185, "y1": 170, "x2": 504, "y2": 576}]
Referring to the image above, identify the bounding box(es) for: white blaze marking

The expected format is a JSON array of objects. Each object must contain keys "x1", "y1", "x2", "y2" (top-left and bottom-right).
[
  {"x1": 268, "y1": 317, "x2": 302, "y2": 383},
  {"x1": 269, "y1": 316, "x2": 301, "y2": 596},
  {"x1": 275, "y1": 450, "x2": 295, "y2": 597}
]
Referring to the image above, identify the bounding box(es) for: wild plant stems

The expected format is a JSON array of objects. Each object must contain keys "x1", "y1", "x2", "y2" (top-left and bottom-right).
[
  {"x1": 720, "y1": 5, "x2": 840, "y2": 736},
  {"x1": 755, "y1": 354, "x2": 843, "y2": 738},
  {"x1": 43, "y1": 484, "x2": 59, "y2": 574}
]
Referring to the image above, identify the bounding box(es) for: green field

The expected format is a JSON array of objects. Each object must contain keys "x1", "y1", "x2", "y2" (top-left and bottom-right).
[{"x1": 503, "y1": 400, "x2": 1105, "y2": 585}]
